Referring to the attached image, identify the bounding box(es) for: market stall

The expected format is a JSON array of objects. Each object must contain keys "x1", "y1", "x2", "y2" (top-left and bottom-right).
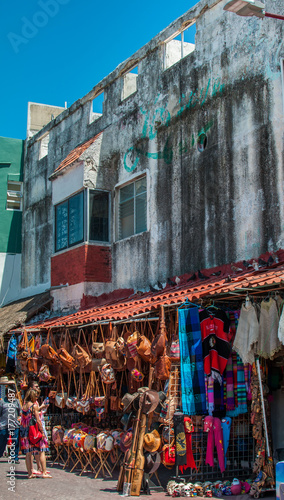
[{"x1": 3, "y1": 260, "x2": 284, "y2": 497}]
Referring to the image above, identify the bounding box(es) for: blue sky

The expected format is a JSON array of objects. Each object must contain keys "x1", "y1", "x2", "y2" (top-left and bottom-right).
[{"x1": 0, "y1": 0, "x2": 197, "y2": 140}]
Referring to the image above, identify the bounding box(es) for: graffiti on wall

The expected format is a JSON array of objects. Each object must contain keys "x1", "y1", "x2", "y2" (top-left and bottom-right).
[{"x1": 123, "y1": 77, "x2": 225, "y2": 172}]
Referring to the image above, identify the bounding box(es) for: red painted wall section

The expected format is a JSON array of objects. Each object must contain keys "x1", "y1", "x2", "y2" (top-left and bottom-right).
[{"x1": 51, "y1": 244, "x2": 112, "y2": 287}]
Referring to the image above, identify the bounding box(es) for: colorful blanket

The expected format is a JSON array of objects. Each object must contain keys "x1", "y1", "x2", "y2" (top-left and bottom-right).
[{"x1": 178, "y1": 304, "x2": 207, "y2": 416}]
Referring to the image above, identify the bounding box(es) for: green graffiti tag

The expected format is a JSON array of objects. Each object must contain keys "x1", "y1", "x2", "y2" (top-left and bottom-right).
[
  {"x1": 123, "y1": 77, "x2": 224, "y2": 172},
  {"x1": 123, "y1": 120, "x2": 214, "y2": 172}
]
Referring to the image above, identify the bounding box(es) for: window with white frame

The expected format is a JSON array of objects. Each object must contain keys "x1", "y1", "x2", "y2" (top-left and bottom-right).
[
  {"x1": 55, "y1": 191, "x2": 84, "y2": 252},
  {"x1": 119, "y1": 176, "x2": 147, "y2": 240},
  {"x1": 6, "y1": 181, "x2": 23, "y2": 211},
  {"x1": 54, "y1": 189, "x2": 111, "y2": 252},
  {"x1": 89, "y1": 190, "x2": 110, "y2": 242},
  {"x1": 163, "y1": 23, "x2": 196, "y2": 70},
  {"x1": 122, "y1": 65, "x2": 138, "y2": 101}
]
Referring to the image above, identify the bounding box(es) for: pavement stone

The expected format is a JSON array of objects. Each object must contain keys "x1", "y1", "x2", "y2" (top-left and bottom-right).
[{"x1": 0, "y1": 458, "x2": 276, "y2": 500}]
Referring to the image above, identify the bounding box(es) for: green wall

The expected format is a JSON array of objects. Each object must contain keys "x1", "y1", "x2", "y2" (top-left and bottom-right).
[{"x1": 0, "y1": 136, "x2": 24, "y2": 254}]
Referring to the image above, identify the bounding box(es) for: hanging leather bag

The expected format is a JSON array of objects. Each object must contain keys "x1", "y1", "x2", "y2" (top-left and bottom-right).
[
  {"x1": 72, "y1": 329, "x2": 91, "y2": 370},
  {"x1": 57, "y1": 329, "x2": 76, "y2": 371},
  {"x1": 92, "y1": 326, "x2": 105, "y2": 358},
  {"x1": 55, "y1": 372, "x2": 68, "y2": 409},
  {"x1": 154, "y1": 347, "x2": 172, "y2": 380},
  {"x1": 39, "y1": 330, "x2": 59, "y2": 364},
  {"x1": 105, "y1": 324, "x2": 126, "y2": 371}
]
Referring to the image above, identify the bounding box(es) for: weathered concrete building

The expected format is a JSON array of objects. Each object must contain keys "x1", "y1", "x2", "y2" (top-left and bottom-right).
[{"x1": 22, "y1": 0, "x2": 284, "y2": 310}]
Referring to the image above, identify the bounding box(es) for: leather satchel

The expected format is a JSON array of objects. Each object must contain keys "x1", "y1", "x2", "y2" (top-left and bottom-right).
[
  {"x1": 58, "y1": 347, "x2": 76, "y2": 371},
  {"x1": 72, "y1": 329, "x2": 91, "y2": 370},
  {"x1": 136, "y1": 335, "x2": 155, "y2": 363},
  {"x1": 105, "y1": 325, "x2": 126, "y2": 371},
  {"x1": 154, "y1": 350, "x2": 171, "y2": 380},
  {"x1": 39, "y1": 330, "x2": 59, "y2": 364},
  {"x1": 27, "y1": 356, "x2": 39, "y2": 374},
  {"x1": 92, "y1": 326, "x2": 105, "y2": 358}
]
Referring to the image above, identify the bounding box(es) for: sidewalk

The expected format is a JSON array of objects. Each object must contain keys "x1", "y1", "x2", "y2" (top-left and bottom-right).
[{"x1": 0, "y1": 457, "x2": 276, "y2": 500}]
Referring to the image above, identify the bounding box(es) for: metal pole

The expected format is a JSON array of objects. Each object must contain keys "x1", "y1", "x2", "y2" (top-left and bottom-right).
[
  {"x1": 256, "y1": 358, "x2": 270, "y2": 457},
  {"x1": 265, "y1": 11, "x2": 284, "y2": 20}
]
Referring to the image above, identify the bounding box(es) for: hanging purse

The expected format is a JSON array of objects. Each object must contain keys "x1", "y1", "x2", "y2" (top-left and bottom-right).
[
  {"x1": 38, "y1": 364, "x2": 52, "y2": 382},
  {"x1": 100, "y1": 363, "x2": 116, "y2": 384},
  {"x1": 105, "y1": 324, "x2": 126, "y2": 371},
  {"x1": 72, "y1": 329, "x2": 92, "y2": 370},
  {"x1": 154, "y1": 347, "x2": 171, "y2": 380},
  {"x1": 161, "y1": 439, "x2": 176, "y2": 468},
  {"x1": 39, "y1": 330, "x2": 59, "y2": 364},
  {"x1": 151, "y1": 306, "x2": 168, "y2": 359},
  {"x1": 55, "y1": 373, "x2": 68, "y2": 409},
  {"x1": 57, "y1": 329, "x2": 76, "y2": 371},
  {"x1": 92, "y1": 326, "x2": 105, "y2": 358}
]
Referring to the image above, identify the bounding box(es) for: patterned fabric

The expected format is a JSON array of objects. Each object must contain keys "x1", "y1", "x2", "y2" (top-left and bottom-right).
[
  {"x1": 173, "y1": 411, "x2": 187, "y2": 467},
  {"x1": 226, "y1": 354, "x2": 247, "y2": 417},
  {"x1": 199, "y1": 309, "x2": 231, "y2": 383},
  {"x1": 178, "y1": 304, "x2": 207, "y2": 416},
  {"x1": 179, "y1": 416, "x2": 196, "y2": 473},
  {"x1": 225, "y1": 355, "x2": 235, "y2": 411},
  {"x1": 205, "y1": 375, "x2": 215, "y2": 415},
  {"x1": 20, "y1": 404, "x2": 49, "y2": 454}
]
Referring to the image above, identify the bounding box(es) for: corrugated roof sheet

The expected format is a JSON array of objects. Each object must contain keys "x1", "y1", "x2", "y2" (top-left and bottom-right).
[
  {"x1": 24, "y1": 259, "x2": 284, "y2": 331},
  {"x1": 51, "y1": 133, "x2": 102, "y2": 177}
]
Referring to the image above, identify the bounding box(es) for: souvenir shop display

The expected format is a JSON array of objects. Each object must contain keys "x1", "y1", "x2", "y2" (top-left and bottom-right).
[{"x1": 5, "y1": 285, "x2": 284, "y2": 496}]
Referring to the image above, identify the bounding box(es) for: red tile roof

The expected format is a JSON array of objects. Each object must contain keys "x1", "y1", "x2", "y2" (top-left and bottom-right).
[
  {"x1": 51, "y1": 133, "x2": 102, "y2": 177},
  {"x1": 24, "y1": 252, "x2": 284, "y2": 331}
]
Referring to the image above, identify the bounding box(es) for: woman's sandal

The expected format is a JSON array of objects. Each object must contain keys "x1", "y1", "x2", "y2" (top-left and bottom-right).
[
  {"x1": 42, "y1": 473, "x2": 52, "y2": 478},
  {"x1": 28, "y1": 474, "x2": 37, "y2": 479}
]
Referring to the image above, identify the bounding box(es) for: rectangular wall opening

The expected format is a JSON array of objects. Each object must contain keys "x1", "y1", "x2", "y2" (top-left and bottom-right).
[
  {"x1": 90, "y1": 92, "x2": 104, "y2": 124},
  {"x1": 164, "y1": 23, "x2": 196, "y2": 70},
  {"x1": 39, "y1": 133, "x2": 50, "y2": 160},
  {"x1": 121, "y1": 65, "x2": 138, "y2": 101}
]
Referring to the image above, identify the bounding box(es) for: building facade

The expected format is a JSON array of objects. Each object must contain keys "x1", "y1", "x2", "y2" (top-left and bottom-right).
[
  {"x1": 0, "y1": 136, "x2": 24, "y2": 306},
  {"x1": 22, "y1": 0, "x2": 284, "y2": 310}
]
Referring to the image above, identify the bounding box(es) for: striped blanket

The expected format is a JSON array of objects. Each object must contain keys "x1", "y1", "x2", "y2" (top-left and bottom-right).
[{"x1": 178, "y1": 304, "x2": 207, "y2": 416}]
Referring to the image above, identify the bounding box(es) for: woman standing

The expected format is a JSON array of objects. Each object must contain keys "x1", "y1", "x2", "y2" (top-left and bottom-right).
[{"x1": 20, "y1": 388, "x2": 52, "y2": 479}]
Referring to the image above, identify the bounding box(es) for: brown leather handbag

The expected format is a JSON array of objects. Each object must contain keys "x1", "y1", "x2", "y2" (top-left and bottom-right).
[
  {"x1": 39, "y1": 330, "x2": 59, "y2": 364},
  {"x1": 27, "y1": 357, "x2": 39, "y2": 374},
  {"x1": 92, "y1": 326, "x2": 105, "y2": 358},
  {"x1": 57, "y1": 329, "x2": 76, "y2": 371},
  {"x1": 137, "y1": 335, "x2": 153, "y2": 363},
  {"x1": 154, "y1": 349, "x2": 172, "y2": 380},
  {"x1": 105, "y1": 324, "x2": 126, "y2": 371},
  {"x1": 151, "y1": 306, "x2": 167, "y2": 358},
  {"x1": 72, "y1": 329, "x2": 92, "y2": 371}
]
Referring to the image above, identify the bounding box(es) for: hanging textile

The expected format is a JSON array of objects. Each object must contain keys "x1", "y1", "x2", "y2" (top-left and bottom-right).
[
  {"x1": 256, "y1": 298, "x2": 281, "y2": 358},
  {"x1": 179, "y1": 416, "x2": 197, "y2": 473},
  {"x1": 278, "y1": 307, "x2": 284, "y2": 344},
  {"x1": 204, "y1": 416, "x2": 225, "y2": 473},
  {"x1": 221, "y1": 417, "x2": 232, "y2": 468},
  {"x1": 225, "y1": 355, "x2": 235, "y2": 411},
  {"x1": 233, "y1": 301, "x2": 259, "y2": 365},
  {"x1": 199, "y1": 308, "x2": 231, "y2": 384},
  {"x1": 226, "y1": 353, "x2": 247, "y2": 417},
  {"x1": 173, "y1": 411, "x2": 187, "y2": 467},
  {"x1": 178, "y1": 304, "x2": 207, "y2": 416}
]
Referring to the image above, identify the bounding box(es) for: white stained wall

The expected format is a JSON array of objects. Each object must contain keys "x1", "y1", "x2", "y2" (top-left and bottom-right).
[{"x1": 0, "y1": 253, "x2": 22, "y2": 306}]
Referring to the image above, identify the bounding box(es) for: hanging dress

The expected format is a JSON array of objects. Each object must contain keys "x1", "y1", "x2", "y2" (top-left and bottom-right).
[
  {"x1": 256, "y1": 298, "x2": 281, "y2": 358},
  {"x1": 233, "y1": 301, "x2": 259, "y2": 365}
]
